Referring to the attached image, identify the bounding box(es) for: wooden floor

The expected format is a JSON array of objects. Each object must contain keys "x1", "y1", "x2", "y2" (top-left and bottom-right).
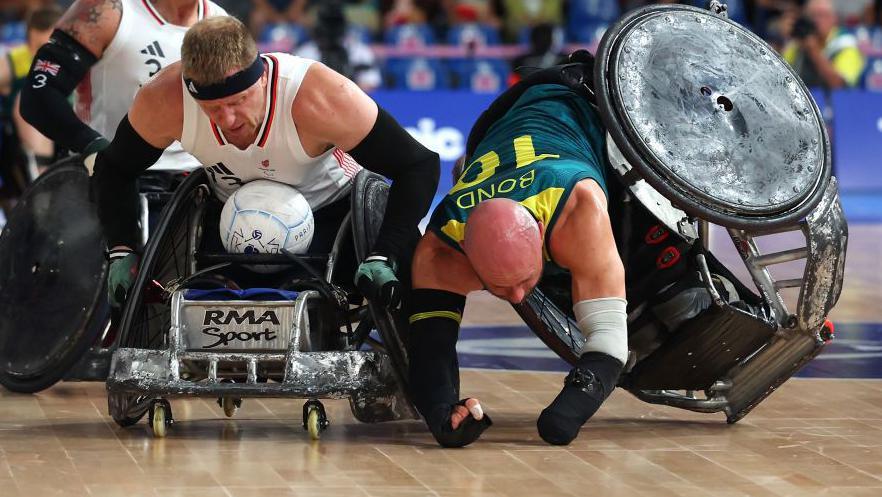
[
  {"x1": 1, "y1": 375, "x2": 881, "y2": 497},
  {"x1": 1, "y1": 226, "x2": 880, "y2": 496}
]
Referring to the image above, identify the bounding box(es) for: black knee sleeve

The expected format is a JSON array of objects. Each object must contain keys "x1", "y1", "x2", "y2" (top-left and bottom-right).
[
  {"x1": 407, "y1": 288, "x2": 465, "y2": 413},
  {"x1": 537, "y1": 352, "x2": 623, "y2": 445},
  {"x1": 408, "y1": 289, "x2": 492, "y2": 447}
]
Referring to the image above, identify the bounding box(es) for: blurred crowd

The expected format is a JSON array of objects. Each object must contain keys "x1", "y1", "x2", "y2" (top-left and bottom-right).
[
  {"x1": 0, "y1": 0, "x2": 878, "y2": 229},
  {"x1": 3, "y1": 1, "x2": 882, "y2": 93},
  {"x1": 0, "y1": 1, "x2": 871, "y2": 210}
]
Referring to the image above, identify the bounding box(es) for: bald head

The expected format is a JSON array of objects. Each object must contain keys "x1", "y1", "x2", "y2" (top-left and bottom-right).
[{"x1": 463, "y1": 199, "x2": 543, "y2": 302}]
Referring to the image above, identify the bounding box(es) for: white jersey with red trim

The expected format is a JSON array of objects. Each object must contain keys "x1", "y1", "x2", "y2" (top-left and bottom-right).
[
  {"x1": 180, "y1": 53, "x2": 361, "y2": 209},
  {"x1": 75, "y1": 0, "x2": 226, "y2": 171}
]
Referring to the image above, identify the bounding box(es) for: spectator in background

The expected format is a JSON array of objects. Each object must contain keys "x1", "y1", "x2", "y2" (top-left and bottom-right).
[
  {"x1": 495, "y1": 0, "x2": 563, "y2": 43},
  {"x1": 782, "y1": 0, "x2": 866, "y2": 89},
  {"x1": 382, "y1": 0, "x2": 448, "y2": 37},
  {"x1": 212, "y1": 0, "x2": 254, "y2": 26},
  {"x1": 250, "y1": 0, "x2": 307, "y2": 38},
  {"x1": 296, "y1": 0, "x2": 381, "y2": 90},
  {"x1": 447, "y1": 0, "x2": 502, "y2": 29},
  {"x1": 0, "y1": 5, "x2": 62, "y2": 206},
  {"x1": 508, "y1": 23, "x2": 563, "y2": 84}
]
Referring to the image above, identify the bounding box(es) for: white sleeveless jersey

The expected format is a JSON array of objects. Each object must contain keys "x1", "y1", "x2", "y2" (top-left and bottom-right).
[
  {"x1": 181, "y1": 53, "x2": 361, "y2": 209},
  {"x1": 75, "y1": 0, "x2": 226, "y2": 171}
]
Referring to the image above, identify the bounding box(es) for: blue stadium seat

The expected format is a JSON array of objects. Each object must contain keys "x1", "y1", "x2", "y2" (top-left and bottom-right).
[
  {"x1": 0, "y1": 21, "x2": 26, "y2": 45},
  {"x1": 566, "y1": 22, "x2": 608, "y2": 45},
  {"x1": 347, "y1": 25, "x2": 373, "y2": 44},
  {"x1": 385, "y1": 57, "x2": 450, "y2": 90},
  {"x1": 258, "y1": 22, "x2": 309, "y2": 52},
  {"x1": 854, "y1": 26, "x2": 882, "y2": 55},
  {"x1": 384, "y1": 23, "x2": 436, "y2": 48},
  {"x1": 567, "y1": 0, "x2": 618, "y2": 42},
  {"x1": 862, "y1": 58, "x2": 882, "y2": 91},
  {"x1": 449, "y1": 59, "x2": 509, "y2": 93},
  {"x1": 447, "y1": 23, "x2": 501, "y2": 47}
]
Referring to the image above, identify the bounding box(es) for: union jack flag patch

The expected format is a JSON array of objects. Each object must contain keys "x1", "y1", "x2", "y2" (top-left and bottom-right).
[{"x1": 34, "y1": 59, "x2": 60, "y2": 76}]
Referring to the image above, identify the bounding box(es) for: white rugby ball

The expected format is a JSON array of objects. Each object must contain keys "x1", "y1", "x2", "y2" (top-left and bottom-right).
[{"x1": 219, "y1": 180, "x2": 314, "y2": 272}]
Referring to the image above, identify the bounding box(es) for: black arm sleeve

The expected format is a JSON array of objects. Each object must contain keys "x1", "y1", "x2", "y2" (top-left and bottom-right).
[
  {"x1": 91, "y1": 115, "x2": 164, "y2": 249},
  {"x1": 348, "y1": 106, "x2": 440, "y2": 261},
  {"x1": 20, "y1": 29, "x2": 102, "y2": 153}
]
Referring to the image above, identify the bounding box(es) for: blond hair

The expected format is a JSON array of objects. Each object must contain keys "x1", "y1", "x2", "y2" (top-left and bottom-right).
[{"x1": 181, "y1": 17, "x2": 258, "y2": 85}]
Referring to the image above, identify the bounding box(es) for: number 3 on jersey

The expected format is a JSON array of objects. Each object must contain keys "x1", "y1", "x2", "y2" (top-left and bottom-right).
[{"x1": 449, "y1": 135, "x2": 559, "y2": 194}]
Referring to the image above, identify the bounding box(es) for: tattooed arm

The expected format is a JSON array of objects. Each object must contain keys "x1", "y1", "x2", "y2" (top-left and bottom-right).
[
  {"x1": 58, "y1": 0, "x2": 123, "y2": 59},
  {"x1": 20, "y1": 0, "x2": 123, "y2": 153}
]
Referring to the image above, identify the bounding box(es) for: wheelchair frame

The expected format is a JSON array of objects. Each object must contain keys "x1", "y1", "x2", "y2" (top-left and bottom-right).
[
  {"x1": 515, "y1": 178, "x2": 846, "y2": 424},
  {"x1": 105, "y1": 169, "x2": 416, "y2": 437}
]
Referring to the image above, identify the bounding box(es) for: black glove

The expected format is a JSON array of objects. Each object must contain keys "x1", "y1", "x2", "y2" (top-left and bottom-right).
[{"x1": 423, "y1": 399, "x2": 493, "y2": 448}]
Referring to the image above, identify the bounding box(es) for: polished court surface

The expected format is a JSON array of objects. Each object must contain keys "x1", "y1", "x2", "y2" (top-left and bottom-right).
[{"x1": 0, "y1": 225, "x2": 880, "y2": 496}]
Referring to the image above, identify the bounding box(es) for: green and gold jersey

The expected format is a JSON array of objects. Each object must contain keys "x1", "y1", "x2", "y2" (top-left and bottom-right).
[{"x1": 428, "y1": 84, "x2": 608, "y2": 262}]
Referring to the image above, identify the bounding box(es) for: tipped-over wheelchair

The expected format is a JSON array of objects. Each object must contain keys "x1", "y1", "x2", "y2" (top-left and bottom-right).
[
  {"x1": 511, "y1": 3, "x2": 846, "y2": 423},
  {"x1": 103, "y1": 169, "x2": 415, "y2": 438}
]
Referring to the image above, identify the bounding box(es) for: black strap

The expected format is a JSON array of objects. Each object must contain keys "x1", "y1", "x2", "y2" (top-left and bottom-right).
[{"x1": 20, "y1": 29, "x2": 101, "y2": 153}]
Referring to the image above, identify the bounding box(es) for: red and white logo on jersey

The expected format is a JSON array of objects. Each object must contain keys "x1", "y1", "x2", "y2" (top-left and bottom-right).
[
  {"x1": 258, "y1": 159, "x2": 276, "y2": 178},
  {"x1": 34, "y1": 59, "x2": 60, "y2": 76}
]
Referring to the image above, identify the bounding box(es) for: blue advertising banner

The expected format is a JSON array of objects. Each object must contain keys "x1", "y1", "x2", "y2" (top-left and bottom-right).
[
  {"x1": 370, "y1": 91, "x2": 498, "y2": 202},
  {"x1": 831, "y1": 90, "x2": 882, "y2": 192}
]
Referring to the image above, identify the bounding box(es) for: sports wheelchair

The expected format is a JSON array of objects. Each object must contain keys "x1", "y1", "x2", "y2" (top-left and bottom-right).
[
  {"x1": 511, "y1": 3, "x2": 846, "y2": 423},
  {"x1": 104, "y1": 169, "x2": 416, "y2": 438}
]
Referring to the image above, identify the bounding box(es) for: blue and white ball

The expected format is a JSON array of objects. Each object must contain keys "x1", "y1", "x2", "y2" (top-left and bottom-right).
[{"x1": 219, "y1": 180, "x2": 314, "y2": 272}]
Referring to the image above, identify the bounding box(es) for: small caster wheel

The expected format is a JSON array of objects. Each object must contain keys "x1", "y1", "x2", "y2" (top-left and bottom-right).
[
  {"x1": 302, "y1": 399, "x2": 329, "y2": 440},
  {"x1": 148, "y1": 400, "x2": 173, "y2": 438},
  {"x1": 218, "y1": 396, "x2": 242, "y2": 418}
]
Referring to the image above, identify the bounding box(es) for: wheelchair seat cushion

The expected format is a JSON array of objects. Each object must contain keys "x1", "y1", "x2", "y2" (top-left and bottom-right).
[{"x1": 183, "y1": 288, "x2": 299, "y2": 301}]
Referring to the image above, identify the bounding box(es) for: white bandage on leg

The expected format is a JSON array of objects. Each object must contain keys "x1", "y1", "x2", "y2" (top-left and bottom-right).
[{"x1": 573, "y1": 297, "x2": 628, "y2": 365}]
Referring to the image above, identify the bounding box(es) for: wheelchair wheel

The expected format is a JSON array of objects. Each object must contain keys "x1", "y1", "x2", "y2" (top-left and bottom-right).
[
  {"x1": 0, "y1": 159, "x2": 109, "y2": 393},
  {"x1": 117, "y1": 169, "x2": 209, "y2": 351},
  {"x1": 108, "y1": 391, "x2": 150, "y2": 427},
  {"x1": 349, "y1": 170, "x2": 417, "y2": 421},
  {"x1": 513, "y1": 286, "x2": 583, "y2": 366}
]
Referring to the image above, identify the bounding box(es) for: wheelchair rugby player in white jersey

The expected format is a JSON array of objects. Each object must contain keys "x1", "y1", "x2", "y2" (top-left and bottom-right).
[
  {"x1": 86, "y1": 16, "x2": 439, "y2": 437},
  {"x1": 0, "y1": 0, "x2": 227, "y2": 393}
]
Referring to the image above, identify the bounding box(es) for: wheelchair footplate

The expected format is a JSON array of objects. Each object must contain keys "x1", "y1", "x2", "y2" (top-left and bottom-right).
[{"x1": 107, "y1": 288, "x2": 406, "y2": 437}]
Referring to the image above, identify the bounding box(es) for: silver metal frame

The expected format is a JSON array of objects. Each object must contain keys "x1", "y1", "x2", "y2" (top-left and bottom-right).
[
  {"x1": 108, "y1": 289, "x2": 399, "y2": 399},
  {"x1": 726, "y1": 178, "x2": 846, "y2": 332},
  {"x1": 628, "y1": 179, "x2": 845, "y2": 422}
]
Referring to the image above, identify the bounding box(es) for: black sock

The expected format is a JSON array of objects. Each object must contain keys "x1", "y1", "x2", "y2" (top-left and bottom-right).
[{"x1": 536, "y1": 352, "x2": 623, "y2": 445}]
